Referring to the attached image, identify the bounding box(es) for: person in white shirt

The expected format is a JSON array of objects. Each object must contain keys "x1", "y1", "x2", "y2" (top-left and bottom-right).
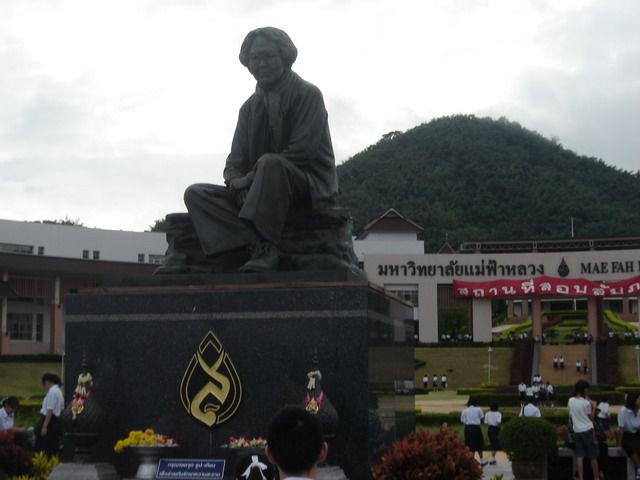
[
  {"x1": 525, "y1": 385, "x2": 534, "y2": 400},
  {"x1": 546, "y1": 382, "x2": 555, "y2": 407},
  {"x1": 576, "y1": 359, "x2": 582, "y2": 373},
  {"x1": 0, "y1": 397, "x2": 18, "y2": 431},
  {"x1": 484, "y1": 403, "x2": 502, "y2": 465},
  {"x1": 596, "y1": 397, "x2": 610, "y2": 432},
  {"x1": 265, "y1": 406, "x2": 327, "y2": 480},
  {"x1": 36, "y1": 372, "x2": 64, "y2": 456},
  {"x1": 440, "y1": 373, "x2": 448, "y2": 390},
  {"x1": 568, "y1": 380, "x2": 600, "y2": 480},
  {"x1": 616, "y1": 392, "x2": 640, "y2": 480},
  {"x1": 460, "y1": 396, "x2": 486, "y2": 466},
  {"x1": 432, "y1": 374, "x2": 439, "y2": 392},
  {"x1": 520, "y1": 398, "x2": 541, "y2": 418},
  {"x1": 518, "y1": 382, "x2": 527, "y2": 403},
  {"x1": 422, "y1": 374, "x2": 429, "y2": 389}
]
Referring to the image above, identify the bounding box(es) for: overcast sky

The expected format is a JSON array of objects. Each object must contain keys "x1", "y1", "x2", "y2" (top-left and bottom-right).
[{"x1": 1, "y1": 0, "x2": 638, "y2": 231}]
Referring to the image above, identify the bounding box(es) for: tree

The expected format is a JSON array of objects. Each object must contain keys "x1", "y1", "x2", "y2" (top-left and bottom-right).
[
  {"x1": 38, "y1": 217, "x2": 83, "y2": 226},
  {"x1": 148, "y1": 218, "x2": 168, "y2": 233}
]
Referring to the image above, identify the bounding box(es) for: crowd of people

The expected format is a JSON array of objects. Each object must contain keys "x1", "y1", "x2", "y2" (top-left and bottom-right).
[
  {"x1": 422, "y1": 372, "x2": 449, "y2": 391},
  {"x1": 460, "y1": 382, "x2": 640, "y2": 479},
  {"x1": 517, "y1": 375, "x2": 556, "y2": 407},
  {"x1": 1, "y1": 372, "x2": 64, "y2": 456}
]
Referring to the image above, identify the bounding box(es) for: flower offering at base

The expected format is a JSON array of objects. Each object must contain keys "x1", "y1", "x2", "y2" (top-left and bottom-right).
[
  {"x1": 113, "y1": 428, "x2": 178, "y2": 453},
  {"x1": 227, "y1": 436, "x2": 267, "y2": 448}
]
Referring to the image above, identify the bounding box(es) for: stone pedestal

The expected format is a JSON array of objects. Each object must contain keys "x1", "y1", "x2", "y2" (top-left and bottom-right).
[
  {"x1": 48, "y1": 463, "x2": 120, "y2": 480},
  {"x1": 64, "y1": 275, "x2": 415, "y2": 480}
]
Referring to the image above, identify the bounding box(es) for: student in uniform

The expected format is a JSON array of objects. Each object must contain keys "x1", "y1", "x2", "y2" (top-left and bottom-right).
[
  {"x1": 484, "y1": 403, "x2": 502, "y2": 465},
  {"x1": 568, "y1": 380, "x2": 600, "y2": 480},
  {"x1": 520, "y1": 397, "x2": 541, "y2": 417},
  {"x1": 432, "y1": 374, "x2": 439, "y2": 392},
  {"x1": 36, "y1": 372, "x2": 64, "y2": 456},
  {"x1": 616, "y1": 391, "x2": 640, "y2": 480},
  {"x1": 440, "y1": 373, "x2": 448, "y2": 390},
  {"x1": 518, "y1": 381, "x2": 527, "y2": 404},
  {"x1": 461, "y1": 396, "x2": 486, "y2": 466},
  {"x1": 596, "y1": 396, "x2": 611, "y2": 432},
  {"x1": 422, "y1": 373, "x2": 429, "y2": 389}
]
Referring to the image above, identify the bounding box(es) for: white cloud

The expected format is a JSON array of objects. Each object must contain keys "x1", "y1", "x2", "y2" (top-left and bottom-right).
[{"x1": 0, "y1": 0, "x2": 638, "y2": 230}]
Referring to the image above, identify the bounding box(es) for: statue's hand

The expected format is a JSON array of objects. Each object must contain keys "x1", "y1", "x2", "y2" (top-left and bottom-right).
[
  {"x1": 234, "y1": 188, "x2": 248, "y2": 208},
  {"x1": 228, "y1": 173, "x2": 253, "y2": 192}
]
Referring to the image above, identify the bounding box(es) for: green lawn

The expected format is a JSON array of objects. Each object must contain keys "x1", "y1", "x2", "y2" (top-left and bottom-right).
[
  {"x1": 0, "y1": 362, "x2": 62, "y2": 399},
  {"x1": 415, "y1": 347, "x2": 512, "y2": 389}
]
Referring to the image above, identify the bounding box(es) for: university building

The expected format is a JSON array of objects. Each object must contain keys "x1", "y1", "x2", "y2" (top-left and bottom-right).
[
  {"x1": 360, "y1": 221, "x2": 640, "y2": 342},
  {"x1": 0, "y1": 219, "x2": 166, "y2": 355},
  {"x1": 2, "y1": 212, "x2": 639, "y2": 355}
]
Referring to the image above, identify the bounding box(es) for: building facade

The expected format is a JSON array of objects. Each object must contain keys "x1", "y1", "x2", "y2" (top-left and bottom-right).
[
  {"x1": 0, "y1": 219, "x2": 167, "y2": 356},
  {"x1": 365, "y1": 244, "x2": 640, "y2": 343}
]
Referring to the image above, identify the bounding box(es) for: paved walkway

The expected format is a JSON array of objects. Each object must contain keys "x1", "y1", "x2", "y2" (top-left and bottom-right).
[{"x1": 480, "y1": 452, "x2": 514, "y2": 479}]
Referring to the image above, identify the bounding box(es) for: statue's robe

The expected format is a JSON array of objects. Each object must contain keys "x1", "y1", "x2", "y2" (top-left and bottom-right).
[{"x1": 184, "y1": 71, "x2": 338, "y2": 256}]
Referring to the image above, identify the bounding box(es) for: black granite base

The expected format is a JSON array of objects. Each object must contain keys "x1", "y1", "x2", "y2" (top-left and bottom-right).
[{"x1": 64, "y1": 281, "x2": 414, "y2": 480}]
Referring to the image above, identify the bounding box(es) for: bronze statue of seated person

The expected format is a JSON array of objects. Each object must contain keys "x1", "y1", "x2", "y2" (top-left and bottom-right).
[{"x1": 181, "y1": 27, "x2": 340, "y2": 273}]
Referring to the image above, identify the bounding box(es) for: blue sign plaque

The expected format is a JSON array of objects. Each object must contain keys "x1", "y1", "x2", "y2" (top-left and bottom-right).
[{"x1": 156, "y1": 459, "x2": 225, "y2": 479}]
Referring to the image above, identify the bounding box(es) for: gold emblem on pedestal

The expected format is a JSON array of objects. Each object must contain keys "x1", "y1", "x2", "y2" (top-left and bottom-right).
[{"x1": 180, "y1": 331, "x2": 242, "y2": 427}]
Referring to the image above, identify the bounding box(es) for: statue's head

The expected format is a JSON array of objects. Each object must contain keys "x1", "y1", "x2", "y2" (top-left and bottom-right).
[{"x1": 239, "y1": 27, "x2": 298, "y2": 89}]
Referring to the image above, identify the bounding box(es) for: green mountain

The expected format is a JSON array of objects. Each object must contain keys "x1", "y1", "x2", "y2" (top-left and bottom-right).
[{"x1": 336, "y1": 115, "x2": 640, "y2": 252}]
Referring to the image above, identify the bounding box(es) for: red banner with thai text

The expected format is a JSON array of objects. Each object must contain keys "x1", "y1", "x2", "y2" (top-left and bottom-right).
[{"x1": 453, "y1": 275, "x2": 640, "y2": 298}]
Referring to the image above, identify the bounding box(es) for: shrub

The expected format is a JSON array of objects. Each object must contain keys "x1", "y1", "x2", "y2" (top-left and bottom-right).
[
  {"x1": 0, "y1": 431, "x2": 31, "y2": 476},
  {"x1": 372, "y1": 426, "x2": 482, "y2": 479},
  {"x1": 501, "y1": 417, "x2": 557, "y2": 462}
]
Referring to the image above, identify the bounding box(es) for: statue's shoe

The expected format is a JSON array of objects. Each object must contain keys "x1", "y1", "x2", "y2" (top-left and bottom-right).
[{"x1": 239, "y1": 242, "x2": 280, "y2": 272}]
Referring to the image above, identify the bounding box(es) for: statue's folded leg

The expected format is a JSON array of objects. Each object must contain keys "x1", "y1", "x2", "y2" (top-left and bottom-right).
[
  {"x1": 184, "y1": 183, "x2": 258, "y2": 256},
  {"x1": 238, "y1": 154, "x2": 309, "y2": 246}
]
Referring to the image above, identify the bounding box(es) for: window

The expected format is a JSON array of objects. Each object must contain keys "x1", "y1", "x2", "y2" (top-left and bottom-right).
[
  {"x1": 82, "y1": 250, "x2": 89, "y2": 259},
  {"x1": 7, "y1": 313, "x2": 33, "y2": 340},
  {"x1": 138, "y1": 253, "x2": 145, "y2": 263},
  {"x1": 0, "y1": 242, "x2": 33, "y2": 255},
  {"x1": 385, "y1": 285, "x2": 419, "y2": 307},
  {"x1": 93, "y1": 250, "x2": 100, "y2": 260},
  {"x1": 37, "y1": 246, "x2": 45, "y2": 255},
  {"x1": 148, "y1": 254, "x2": 165, "y2": 265},
  {"x1": 35, "y1": 314, "x2": 44, "y2": 342}
]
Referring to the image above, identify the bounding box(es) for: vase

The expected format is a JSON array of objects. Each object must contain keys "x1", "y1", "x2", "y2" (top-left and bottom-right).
[{"x1": 128, "y1": 446, "x2": 177, "y2": 479}]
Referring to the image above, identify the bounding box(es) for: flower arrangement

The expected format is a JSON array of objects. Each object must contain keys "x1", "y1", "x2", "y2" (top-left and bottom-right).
[
  {"x1": 371, "y1": 426, "x2": 482, "y2": 480},
  {"x1": 70, "y1": 371, "x2": 93, "y2": 420},
  {"x1": 227, "y1": 436, "x2": 267, "y2": 448},
  {"x1": 0, "y1": 430, "x2": 31, "y2": 477},
  {"x1": 113, "y1": 428, "x2": 178, "y2": 454}
]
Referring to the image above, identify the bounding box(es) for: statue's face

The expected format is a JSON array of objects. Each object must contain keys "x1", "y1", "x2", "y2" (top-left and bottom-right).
[{"x1": 248, "y1": 36, "x2": 285, "y2": 89}]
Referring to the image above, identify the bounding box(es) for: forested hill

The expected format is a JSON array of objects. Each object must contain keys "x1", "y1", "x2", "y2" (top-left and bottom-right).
[{"x1": 336, "y1": 115, "x2": 640, "y2": 253}]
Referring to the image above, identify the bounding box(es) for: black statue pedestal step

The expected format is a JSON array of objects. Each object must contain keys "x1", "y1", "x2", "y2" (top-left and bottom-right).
[
  {"x1": 64, "y1": 277, "x2": 414, "y2": 480},
  {"x1": 158, "y1": 207, "x2": 362, "y2": 275}
]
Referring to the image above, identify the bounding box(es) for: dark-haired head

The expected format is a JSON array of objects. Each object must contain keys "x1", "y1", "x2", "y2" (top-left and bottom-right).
[
  {"x1": 467, "y1": 396, "x2": 477, "y2": 407},
  {"x1": 234, "y1": 453, "x2": 275, "y2": 480},
  {"x1": 266, "y1": 406, "x2": 326, "y2": 476},
  {"x1": 625, "y1": 392, "x2": 640, "y2": 412},
  {"x1": 490, "y1": 403, "x2": 499, "y2": 412},
  {"x1": 2, "y1": 396, "x2": 19, "y2": 409},
  {"x1": 526, "y1": 396, "x2": 536, "y2": 405},
  {"x1": 41, "y1": 372, "x2": 61, "y2": 386},
  {"x1": 573, "y1": 380, "x2": 589, "y2": 397},
  {"x1": 239, "y1": 27, "x2": 298, "y2": 70}
]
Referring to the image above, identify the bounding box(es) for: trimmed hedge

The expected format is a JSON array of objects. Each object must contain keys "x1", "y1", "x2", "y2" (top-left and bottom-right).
[
  {"x1": 471, "y1": 391, "x2": 624, "y2": 407},
  {"x1": 0, "y1": 354, "x2": 63, "y2": 363},
  {"x1": 416, "y1": 410, "x2": 619, "y2": 428},
  {"x1": 605, "y1": 310, "x2": 638, "y2": 332}
]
